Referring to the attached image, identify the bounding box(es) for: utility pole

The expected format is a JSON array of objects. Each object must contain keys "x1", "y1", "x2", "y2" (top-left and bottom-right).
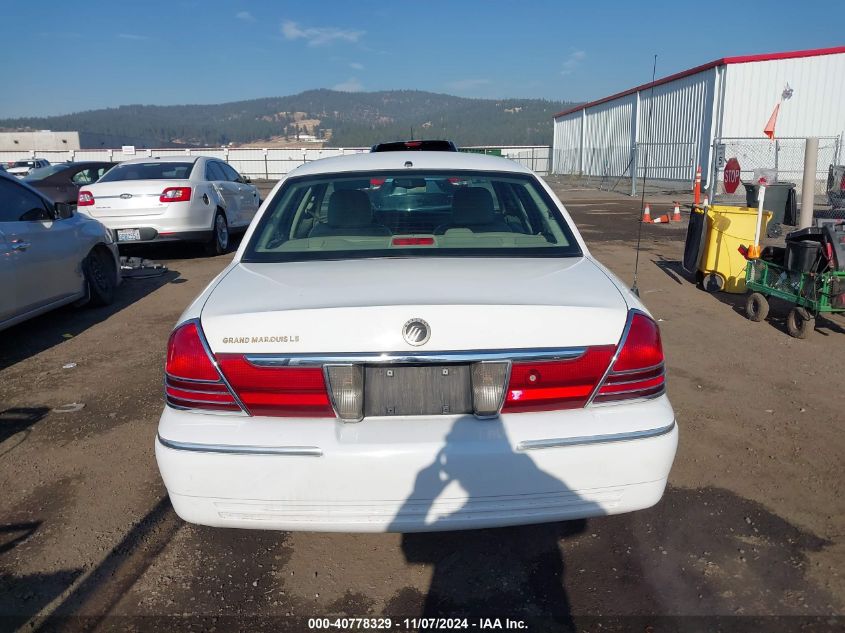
[{"x1": 799, "y1": 137, "x2": 818, "y2": 229}]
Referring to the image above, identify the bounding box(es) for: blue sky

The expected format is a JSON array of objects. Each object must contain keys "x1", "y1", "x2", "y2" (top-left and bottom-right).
[{"x1": 1, "y1": 0, "x2": 841, "y2": 118}]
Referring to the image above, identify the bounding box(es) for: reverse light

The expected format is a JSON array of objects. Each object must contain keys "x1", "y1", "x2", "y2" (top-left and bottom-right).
[
  {"x1": 160, "y1": 187, "x2": 192, "y2": 203},
  {"x1": 324, "y1": 365, "x2": 364, "y2": 421},
  {"x1": 165, "y1": 322, "x2": 242, "y2": 412},
  {"x1": 78, "y1": 190, "x2": 94, "y2": 206},
  {"x1": 593, "y1": 312, "x2": 666, "y2": 404},
  {"x1": 471, "y1": 362, "x2": 510, "y2": 417}
]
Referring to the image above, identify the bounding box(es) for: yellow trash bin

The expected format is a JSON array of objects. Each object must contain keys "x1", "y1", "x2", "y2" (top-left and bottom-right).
[{"x1": 700, "y1": 205, "x2": 772, "y2": 293}]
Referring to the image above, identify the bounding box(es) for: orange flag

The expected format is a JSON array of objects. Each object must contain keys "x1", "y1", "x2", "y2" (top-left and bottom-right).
[{"x1": 764, "y1": 103, "x2": 780, "y2": 139}]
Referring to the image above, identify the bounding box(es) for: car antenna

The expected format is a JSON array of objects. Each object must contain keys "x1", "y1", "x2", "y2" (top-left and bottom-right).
[{"x1": 631, "y1": 54, "x2": 658, "y2": 298}]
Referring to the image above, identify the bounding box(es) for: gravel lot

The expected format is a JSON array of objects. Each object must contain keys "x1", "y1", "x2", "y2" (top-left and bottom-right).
[{"x1": 1, "y1": 178, "x2": 843, "y2": 632}]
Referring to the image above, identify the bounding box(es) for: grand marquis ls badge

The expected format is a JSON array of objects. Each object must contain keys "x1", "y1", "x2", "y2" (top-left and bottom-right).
[{"x1": 402, "y1": 318, "x2": 430, "y2": 346}]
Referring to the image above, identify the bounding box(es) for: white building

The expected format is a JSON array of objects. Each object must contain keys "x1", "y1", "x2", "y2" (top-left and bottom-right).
[
  {"x1": 0, "y1": 130, "x2": 81, "y2": 152},
  {"x1": 552, "y1": 46, "x2": 845, "y2": 192}
]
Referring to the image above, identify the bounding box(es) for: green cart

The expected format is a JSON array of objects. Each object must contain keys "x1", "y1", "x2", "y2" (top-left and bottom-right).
[{"x1": 743, "y1": 259, "x2": 845, "y2": 338}]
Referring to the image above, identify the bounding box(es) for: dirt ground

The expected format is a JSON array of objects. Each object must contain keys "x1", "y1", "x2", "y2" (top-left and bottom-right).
[{"x1": 0, "y1": 178, "x2": 843, "y2": 632}]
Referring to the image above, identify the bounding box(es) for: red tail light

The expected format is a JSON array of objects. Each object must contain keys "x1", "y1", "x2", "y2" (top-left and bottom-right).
[
  {"x1": 164, "y1": 321, "x2": 334, "y2": 417},
  {"x1": 217, "y1": 356, "x2": 334, "y2": 417},
  {"x1": 503, "y1": 347, "x2": 616, "y2": 412},
  {"x1": 593, "y1": 312, "x2": 666, "y2": 404},
  {"x1": 165, "y1": 322, "x2": 241, "y2": 412},
  {"x1": 840, "y1": 173, "x2": 845, "y2": 191},
  {"x1": 160, "y1": 187, "x2": 192, "y2": 203},
  {"x1": 78, "y1": 190, "x2": 94, "y2": 206},
  {"x1": 370, "y1": 177, "x2": 385, "y2": 188},
  {"x1": 392, "y1": 237, "x2": 434, "y2": 246},
  {"x1": 502, "y1": 311, "x2": 665, "y2": 413}
]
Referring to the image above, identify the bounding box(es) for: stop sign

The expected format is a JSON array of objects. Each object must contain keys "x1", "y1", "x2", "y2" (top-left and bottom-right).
[{"x1": 724, "y1": 157, "x2": 742, "y2": 194}]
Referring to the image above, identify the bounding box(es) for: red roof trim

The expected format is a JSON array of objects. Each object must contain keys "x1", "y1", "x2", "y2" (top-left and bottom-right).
[{"x1": 553, "y1": 45, "x2": 845, "y2": 119}]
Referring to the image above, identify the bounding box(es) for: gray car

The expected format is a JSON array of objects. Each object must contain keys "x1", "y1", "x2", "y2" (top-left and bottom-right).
[{"x1": 0, "y1": 173, "x2": 121, "y2": 332}]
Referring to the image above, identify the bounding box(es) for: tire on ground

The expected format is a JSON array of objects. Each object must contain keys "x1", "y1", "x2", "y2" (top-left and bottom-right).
[
  {"x1": 205, "y1": 209, "x2": 229, "y2": 256},
  {"x1": 82, "y1": 247, "x2": 117, "y2": 307},
  {"x1": 786, "y1": 306, "x2": 814, "y2": 339},
  {"x1": 745, "y1": 292, "x2": 769, "y2": 322}
]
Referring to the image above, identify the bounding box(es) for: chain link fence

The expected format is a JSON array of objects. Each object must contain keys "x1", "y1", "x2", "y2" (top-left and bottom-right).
[
  {"x1": 551, "y1": 141, "x2": 699, "y2": 195},
  {"x1": 711, "y1": 136, "x2": 842, "y2": 206},
  {"x1": 0, "y1": 145, "x2": 550, "y2": 180}
]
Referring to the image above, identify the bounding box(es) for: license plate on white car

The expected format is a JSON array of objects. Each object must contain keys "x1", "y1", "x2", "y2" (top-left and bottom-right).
[{"x1": 116, "y1": 229, "x2": 141, "y2": 242}]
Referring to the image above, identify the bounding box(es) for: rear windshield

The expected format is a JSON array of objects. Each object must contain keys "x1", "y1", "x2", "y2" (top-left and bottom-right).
[
  {"x1": 242, "y1": 170, "x2": 582, "y2": 262},
  {"x1": 98, "y1": 162, "x2": 195, "y2": 182},
  {"x1": 372, "y1": 140, "x2": 456, "y2": 152},
  {"x1": 24, "y1": 165, "x2": 68, "y2": 181}
]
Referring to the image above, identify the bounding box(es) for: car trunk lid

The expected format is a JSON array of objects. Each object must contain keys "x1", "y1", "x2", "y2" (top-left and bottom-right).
[
  {"x1": 83, "y1": 180, "x2": 191, "y2": 217},
  {"x1": 199, "y1": 257, "x2": 629, "y2": 354}
]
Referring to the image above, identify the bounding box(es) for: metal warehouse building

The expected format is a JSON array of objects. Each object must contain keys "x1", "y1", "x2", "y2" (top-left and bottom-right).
[{"x1": 552, "y1": 46, "x2": 845, "y2": 194}]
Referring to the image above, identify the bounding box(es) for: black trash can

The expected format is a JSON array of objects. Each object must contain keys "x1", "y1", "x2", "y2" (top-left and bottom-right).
[
  {"x1": 744, "y1": 182, "x2": 797, "y2": 237},
  {"x1": 682, "y1": 207, "x2": 708, "y2": 275}
]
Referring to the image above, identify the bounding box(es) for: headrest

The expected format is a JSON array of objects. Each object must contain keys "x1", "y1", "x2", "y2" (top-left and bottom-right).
[
  {"x1": 328, "y1": 190, "x2": 373, "y2": 228},
  {"x1": 451, "y1": 187, "x2": 495, "y2": 225}
]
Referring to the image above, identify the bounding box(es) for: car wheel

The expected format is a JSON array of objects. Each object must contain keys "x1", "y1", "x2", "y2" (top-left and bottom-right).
[
  {"x1": 786, "y1": 306, "x2": 814, "y2": 339},
  {"x1": 205, "y1": 209, "x2": 229, "y2": 256},
  {"x1": 82, "y1": 248, "x2": 117, "y2": 306},
  {"x1": 745, "y1": 292, "x2": 769, "y2": 322},
  {"x1": 701, "y1": 272, "x2": 724, "y2": 293}
]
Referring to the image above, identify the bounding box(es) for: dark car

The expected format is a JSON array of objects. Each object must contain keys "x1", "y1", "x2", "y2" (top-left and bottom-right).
[
  {"x1": 370, "y1": 139, "x2": 458, "y2": 152},
  {"x1": 828, "y1": 164, "x2": 845, "y2": 210},
  {"x1": 24, "y1": 161, "x2": 116, "y2": 205}
]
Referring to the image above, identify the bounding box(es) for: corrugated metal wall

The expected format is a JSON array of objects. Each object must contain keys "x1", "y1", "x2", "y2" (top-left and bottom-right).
[
  {"x1": 636, "y1": 69, "x2": 713, "y2": 182},
  {"x1": 721, "y1": 53, "x2": 845, "y2": 139},
  {"x1": 552, "y1": 114, "x2": 582, "y2": 174},
  {"x1": 552, "y1": 69, "x2": 714, "y2": 183},
  {"x1": 583, "y1": 94, "x2": 635, "y2": 178}
]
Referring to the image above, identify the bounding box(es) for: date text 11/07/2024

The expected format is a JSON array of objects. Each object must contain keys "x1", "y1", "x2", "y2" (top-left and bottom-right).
[{"x1": 307, "y1": 617, "x2": 528, "y2": 630}]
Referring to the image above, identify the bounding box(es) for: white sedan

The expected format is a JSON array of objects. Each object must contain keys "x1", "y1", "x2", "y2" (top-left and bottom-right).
[
  {"x1": 0, "y1": 173, "x2": 120, "y2": 332},
  {"x1": 155, "y1": 151, "x2": 677, "y2": 532},
  {"x1": 6, "y1": 158, "x2": 51, "y2": 178},
  {"x1": 78, "y1": 156, "x2": 260, "y2": 255}
]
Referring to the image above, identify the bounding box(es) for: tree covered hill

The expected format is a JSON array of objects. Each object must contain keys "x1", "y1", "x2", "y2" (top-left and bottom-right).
[{"x1": 0, "y1": 90, "x2": 575, "y2": 148}]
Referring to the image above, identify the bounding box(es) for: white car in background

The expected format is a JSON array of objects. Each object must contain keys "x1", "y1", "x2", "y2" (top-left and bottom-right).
[
  {"x1": 0, "y1": 173, "x2": 120, "y2": 332},
  {"x1": 6, "y1": 159, "x2": 51, "y2": 178},
  {"x1": 155, "y1": 151, "x2": 678, "y2": 532},
  {"x1": 78, "y1": 156, "x2": 260, "y2": 255}
]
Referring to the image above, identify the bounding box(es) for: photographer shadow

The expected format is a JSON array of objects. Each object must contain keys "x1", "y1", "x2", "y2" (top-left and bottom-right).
[{"x1": 388, "y1": 416, "x2": 600, "y2": 629}]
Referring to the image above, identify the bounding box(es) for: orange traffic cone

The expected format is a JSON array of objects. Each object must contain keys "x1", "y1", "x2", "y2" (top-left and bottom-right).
[
  {"x1": 641, "y1": 204, "x2": 652, "y2": 223},
  {"x1": 694, "y1": 166, "x2": 702, "y2": 205},
  {"x1": 672, "y1": 202, "x2": 682, "y2": 222},
  {"x1": 652, "y1": 214, "x2": 671, "y2": 224}
]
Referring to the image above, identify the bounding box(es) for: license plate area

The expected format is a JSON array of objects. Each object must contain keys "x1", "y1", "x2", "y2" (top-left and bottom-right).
[
  {"x1": 116, "y1": 228, "x2": 141, "y2": 242},
  {"x1": 364, "y1": 364, "x2": 472, "y2": 417}
]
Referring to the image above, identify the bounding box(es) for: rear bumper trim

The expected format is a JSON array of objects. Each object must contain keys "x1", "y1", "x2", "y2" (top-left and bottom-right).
[
  {"x1": 517, "y1": 420, "x2": 676, "y2": 451},
  {"x1": 245, "y1": 347, "x2": 588, "y2": 367},
  {"x1": 157, "y1": 434, "x2": 322, "y2": 457}
]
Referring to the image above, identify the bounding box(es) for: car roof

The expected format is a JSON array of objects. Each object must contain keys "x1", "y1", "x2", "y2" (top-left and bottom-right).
[
  {"x1": 0, "y1": 171, "x2": 51, "y2": 200},
  {"x1": 48, "y1": 161, "x2": 114, "y2": 168},
  {"x1": 118, "y1": 156, "x2": 200, "y2": 165},
  {"x1": 288, "y1": 151, "x2": 530, "y2": 178}
]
